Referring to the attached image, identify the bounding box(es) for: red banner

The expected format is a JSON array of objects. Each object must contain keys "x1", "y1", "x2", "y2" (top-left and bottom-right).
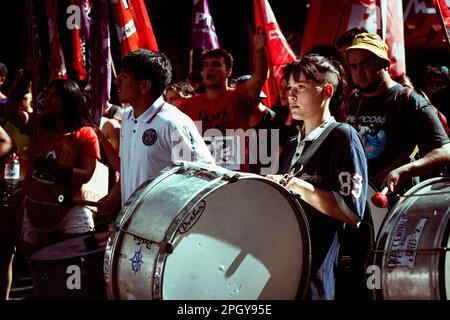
[
  {"x1": 72, "y1": 0, "x2": 91, "y2": 81},
  {"x1": 254, "y1": 0, "x2": 296, "y2": 108},
  {"x1": 111, "y1": 0, "x2": 140, "y2": 55},
  {"x1": 129, "y1": 0, "x2": 159, "y2": 51},
  {"x1": 302, "y1": 0, "x2": 405, "y2": 77},
  {"x1": 46, "y1": 0, "x2": 67, "y2": 81}
]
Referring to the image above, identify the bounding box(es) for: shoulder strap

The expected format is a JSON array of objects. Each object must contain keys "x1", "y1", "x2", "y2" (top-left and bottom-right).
[{"x1": 291, "y1": 122, "x2": 341, "y2": 173}]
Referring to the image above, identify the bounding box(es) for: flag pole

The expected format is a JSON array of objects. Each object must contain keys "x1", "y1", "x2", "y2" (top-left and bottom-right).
[
  {"x1": 435, "y1": 0, "x2": 450, "y2": 50},
  {"x1": 332, "y1": 0, "x2": 351, "y2": 46},
  {"x1": 189, "y1": 49, "x2": 194, "y2": 74}
]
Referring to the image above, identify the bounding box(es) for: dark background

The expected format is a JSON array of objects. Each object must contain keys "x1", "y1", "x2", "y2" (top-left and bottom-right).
[{"x1": 0, "y1": 0, "x2": 448, "y2": 99}]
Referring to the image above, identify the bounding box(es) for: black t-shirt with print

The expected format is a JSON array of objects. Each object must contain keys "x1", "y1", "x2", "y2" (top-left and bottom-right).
[
  {"x1": 280, "y1": 124, "x2": 368, "y2": 295},
  {"x1": 347, "y1": 84, "x2": 449, "y2": 186}
]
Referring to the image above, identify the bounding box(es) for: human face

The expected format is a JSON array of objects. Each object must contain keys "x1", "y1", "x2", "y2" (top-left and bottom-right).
[
  {"x1": 165, "y1": 89, "x2": 182, "y2": 106},
  {"x1": 43, "y1": 86, "x2": 63, "y2": 115},
  {"x1": 201, "y1": 57, "x2": 231, "y2": 89},
  {"x1": 347, "y1": 49, "x2": 386, "y2": 92},
  {"x1": 287, "y1": 73, "x2": 325, "y2": 121},
  {"x1": 115, "y1": 71, "x2": 142, "y2": 104},
  {"x1": 279, "y1": 78, "x2": 289, "y2": 106}
]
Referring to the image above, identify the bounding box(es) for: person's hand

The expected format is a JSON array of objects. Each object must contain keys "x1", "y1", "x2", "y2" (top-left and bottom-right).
[
  {"x1": 34, "y1": 155, "x2": 73, "y2": 183},
  {"x1": 382, "y1": 167, "x2": 407, "y2": 194},
  {"x1": 97, "y1": 189, "x2": 121, "y2": 224},
  {"x1": 254, "y1": 27, "x2": 266, "y2": 51}
]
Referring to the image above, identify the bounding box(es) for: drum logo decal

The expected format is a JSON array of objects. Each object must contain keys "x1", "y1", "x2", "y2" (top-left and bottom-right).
[
  {"x1": 133, "y1": 236, "x2": 153, "y2": 250},
  {"x1": 387, "y1": 215, "x2": 428, "y2": 269},
  {"x1": 130, "y1": 247, "x2": 144, "y2": 274},
  {"x1": 142, "y1": 129, "x2": 157, "y2": 146},
  {"x1": 179, "y1": 201, "x2": 206, "y2": 234}
]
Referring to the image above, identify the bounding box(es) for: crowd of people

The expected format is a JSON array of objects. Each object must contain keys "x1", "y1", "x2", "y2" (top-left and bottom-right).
[{"x1": 0, "y1": 28, "x2": 449, "y2": 300}]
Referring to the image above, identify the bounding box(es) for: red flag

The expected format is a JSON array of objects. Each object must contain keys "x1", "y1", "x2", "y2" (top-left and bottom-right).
[
  {"x1": 434, "y1": 0, "x2": 450, "y2": 27},
  {"x1": 72, "y1": 0, "x2": 91, "y2": 81},
  {"x1": 111, "y1": 0, "x2": 140, "y2": 55},
  {"x1": 46, "y1": 0, "x2": 67, "y2": 81},
  {"x1": 383, "y1": 0, "x2": 406, "y2": 78},
  {"x1": 254, "y1": 0, "x2": 296, "y2": 108},
  {"x1": 128, "y1": 0, "x2": 158, "y2": 51},
  {"x1": 302, "y1": 0, "x2": 405, "y2": 77}
]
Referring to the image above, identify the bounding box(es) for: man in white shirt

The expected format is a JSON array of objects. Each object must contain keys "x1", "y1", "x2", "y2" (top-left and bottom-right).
[{"x1": 99, "y1": 50, "x2": 214, "y2": 216}]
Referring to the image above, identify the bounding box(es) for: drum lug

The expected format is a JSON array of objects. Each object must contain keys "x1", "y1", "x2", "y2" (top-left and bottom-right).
[
  {"x1": 289, "y1": 190, "x2": 302, "y2": 200},
  {"x1": 222, "y1": 173, "x2": 240, "y2": 183}
]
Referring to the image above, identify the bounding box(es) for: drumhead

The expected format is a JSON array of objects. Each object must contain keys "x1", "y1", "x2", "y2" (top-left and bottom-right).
[
  {"x1": 162, "y1": 177, "x2": 309, "y2": 300},
  {"x1": 30, "y1": 232, "x2": 109, "y2": 261}
]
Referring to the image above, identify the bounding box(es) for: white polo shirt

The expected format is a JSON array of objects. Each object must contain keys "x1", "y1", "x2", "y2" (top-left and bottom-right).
[{"x1": 119, "y1": 96, "x2": 214, "y2": 205}]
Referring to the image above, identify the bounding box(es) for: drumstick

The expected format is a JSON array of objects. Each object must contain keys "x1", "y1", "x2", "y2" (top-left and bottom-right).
[{"x1": 371, "y1": 187, "x2": 388, "y2": 208}]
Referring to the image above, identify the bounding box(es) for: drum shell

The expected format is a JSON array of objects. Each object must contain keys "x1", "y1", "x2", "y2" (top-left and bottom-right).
[
  {"x1": 374, "y1": 178, "x2": 450, "y2": 300},
  {"x1": 29, "y1": 233, "x2": 108, "y2": 300}
]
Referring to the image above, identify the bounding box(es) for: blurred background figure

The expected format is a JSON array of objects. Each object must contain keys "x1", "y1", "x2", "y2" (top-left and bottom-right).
[
  {"x1": 0, "y1": 63, "x2": 7, "y2": 112},
  {"x1": 187, "y1": 70, "x2": 205, "y2": 94},
  {"x1": 423, "y1": 65, "x2": 450, "y2": 96},
  {"x1": 163, "y1": 81, "x2": 195, "y2": 107}
]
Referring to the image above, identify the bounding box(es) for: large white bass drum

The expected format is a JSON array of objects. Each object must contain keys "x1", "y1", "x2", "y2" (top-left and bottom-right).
[{"x1": 104, "y1": 162, "x2": 311, "y2": 300}]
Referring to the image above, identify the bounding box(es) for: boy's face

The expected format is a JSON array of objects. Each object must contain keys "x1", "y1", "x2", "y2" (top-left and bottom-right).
[
  {"x1": 201, "y1": 56, "x2": 231, "y2": 89},
  {"x1": 115, "y1": 71, "x2": 143, "y2": 104}
]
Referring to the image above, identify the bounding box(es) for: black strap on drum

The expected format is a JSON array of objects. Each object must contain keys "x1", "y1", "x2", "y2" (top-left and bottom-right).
[{"x1": 289, "y1": 122, "x2": 341, "y2": 175}]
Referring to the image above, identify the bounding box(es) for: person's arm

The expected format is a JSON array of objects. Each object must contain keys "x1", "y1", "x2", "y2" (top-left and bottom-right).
[
  {"x1": 97, "y1": 181, "x2": 122, "y2": 223},
  {"x1": 94, "y1": 124, "x2": 120, "y2": 172},
  {"x1": 170, "y1": 123, "x2": 215, "y2": 164},
  {"x1": 0, "y1": 126, "x2": 12, "y2": 157},
  {"x1": 383, "y1": 93, "x2": 450, "y2": 192},
  {"x1": 4, "y1": 69, "x2": 33, "y2": 133},
  {"x1": 267, "y1": 175, "x2": 361, "y2": 227},
  {"x1": 267, "y1": 127, "x2": 367, "y2": 227},
  {"x1": 244, "y1": 31, "x2": 268, "y2": 108},
  {"x1": 383, "y1": 142, "x2": 450, "y2": 192}
]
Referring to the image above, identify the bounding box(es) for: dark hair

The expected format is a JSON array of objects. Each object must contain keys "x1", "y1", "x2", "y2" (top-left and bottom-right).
[
  {"x1": 164, "y1": 81, "x2": 195, "y2": 99},
  {"x1": 120, "y1": 49, "x2": 173, "y2": 98},
  {"x1": 201, "y1": 49, "x2": 234, "y2": 70},
  {"x1": 284, "y1": 53, "x2": 349, "y2": 121},
  {"x1": 0, "y1": 62, "x2": 7, "y2": 77},
  {"x1": 336, "y1": 27, "x2": 368, "y2": 49},
  {"x1": 47, "y1": 79, "x2": 94, "y2": 131}
]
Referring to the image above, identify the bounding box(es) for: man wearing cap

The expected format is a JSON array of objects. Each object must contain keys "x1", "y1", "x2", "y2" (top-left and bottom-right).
[{"x1": 345, "y1": 33, "x2": 450, "y2": 194}]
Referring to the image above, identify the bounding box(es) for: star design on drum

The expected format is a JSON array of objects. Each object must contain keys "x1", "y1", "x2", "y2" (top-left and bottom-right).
[{"x1": 130, "y1": 247, "x2": 144, "y2": 274}]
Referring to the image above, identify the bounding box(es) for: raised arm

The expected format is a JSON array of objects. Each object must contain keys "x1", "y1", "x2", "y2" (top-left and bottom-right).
[{"x1": 244, "y1": 31, "x2": 268, "y2": 103}]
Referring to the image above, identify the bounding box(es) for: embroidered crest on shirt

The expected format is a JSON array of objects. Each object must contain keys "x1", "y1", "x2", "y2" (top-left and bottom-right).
[{"x1": 142, "y1": 129, "x2": 157, "y2": 146}]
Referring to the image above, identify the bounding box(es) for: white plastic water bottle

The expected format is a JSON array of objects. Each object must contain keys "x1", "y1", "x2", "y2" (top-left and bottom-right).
[{"x1": 3, "y1": 153, "x2": 20, "y2": 206}]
